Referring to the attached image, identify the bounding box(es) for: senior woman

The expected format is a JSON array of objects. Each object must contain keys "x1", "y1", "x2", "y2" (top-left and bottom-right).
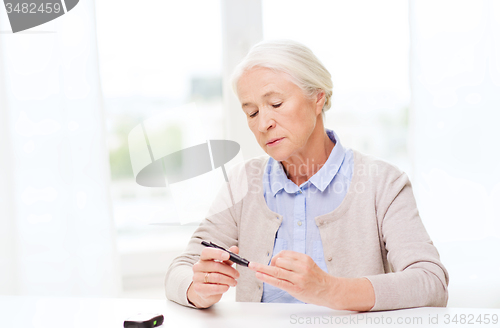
[{"x1": 165, "y1": 40, "x2": 449, "y2": 312}]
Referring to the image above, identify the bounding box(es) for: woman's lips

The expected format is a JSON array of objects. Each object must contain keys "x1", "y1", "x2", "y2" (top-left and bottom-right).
[{"x1": 266, "y1": 137, "x2": 284, "y2": 146}]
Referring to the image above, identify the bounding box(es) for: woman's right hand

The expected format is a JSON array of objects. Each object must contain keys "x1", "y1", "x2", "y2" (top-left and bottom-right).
[{"x1": 187, "y1": 246, "x2": 240, "y2": 308}]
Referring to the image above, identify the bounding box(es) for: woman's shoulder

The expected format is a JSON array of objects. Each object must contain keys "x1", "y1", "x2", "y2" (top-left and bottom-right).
[
  {"x1": 245, "y1": 154, "x2": 270, "y2": 169},
  {"x1": 350, "y1": 150, "x2": 413, "y2": 206},
  {"x1": 227, "y1": 155, "x2": 270, "y2": 180},
  {"x1": 351, "y1": 149, "x2": 406, "y2": 182},
  {"x1": 222, "y1": 155, "x2": 270, "y2": 196}
]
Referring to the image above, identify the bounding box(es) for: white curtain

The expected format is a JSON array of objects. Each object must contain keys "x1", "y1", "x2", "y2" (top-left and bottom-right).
[
  {"x1": 0, "y1": 1, "x2": 121, "y2": 296},
  {"x1": 410, "y1": 0, "x2": 500, "y2": 307}
]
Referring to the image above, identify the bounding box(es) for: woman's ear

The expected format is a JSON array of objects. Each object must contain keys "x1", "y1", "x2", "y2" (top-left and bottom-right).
[{"x1": 315, "y1": 90, "x2": 326, "y2": 115}]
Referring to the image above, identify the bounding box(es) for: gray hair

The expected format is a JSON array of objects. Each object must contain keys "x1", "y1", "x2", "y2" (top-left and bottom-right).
[{"x1": 231, "y1": 40, "x2": 333, "y2": 115}]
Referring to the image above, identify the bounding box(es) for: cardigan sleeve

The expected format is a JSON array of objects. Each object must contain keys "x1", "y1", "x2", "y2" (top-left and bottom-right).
[
  {"x1": 363, "y1": 172, "x2": 449, "y2": 311},
  {"x1": 164, "y1": 181, "x2": 240, "y2": 308}
]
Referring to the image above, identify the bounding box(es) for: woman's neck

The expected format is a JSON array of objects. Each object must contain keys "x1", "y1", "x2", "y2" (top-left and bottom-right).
[{"x1": 281, "y1": 123, "x2": 335, "y2": 186}]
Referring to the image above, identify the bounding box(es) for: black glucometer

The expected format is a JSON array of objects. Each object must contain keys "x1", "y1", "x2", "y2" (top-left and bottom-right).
[
  {"x1": 201, "y1": 241, "x2": 250, "y2": 267},
  {"x1": 124, "y1": 313, "x2": 164, "y2": 328}
]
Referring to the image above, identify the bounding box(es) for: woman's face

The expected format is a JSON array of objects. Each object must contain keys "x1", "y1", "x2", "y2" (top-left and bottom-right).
[{"x1": 237, "y1": 67, "x2": 325, "y2": 162}]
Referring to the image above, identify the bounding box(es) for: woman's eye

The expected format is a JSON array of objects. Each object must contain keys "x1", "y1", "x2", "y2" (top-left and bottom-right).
[
  {"x1": 272, "y1": 103, "x2": 282, "y2": 108},
  {"x1": 249, "y1": 111, "x2": 258, "y2": 118}
]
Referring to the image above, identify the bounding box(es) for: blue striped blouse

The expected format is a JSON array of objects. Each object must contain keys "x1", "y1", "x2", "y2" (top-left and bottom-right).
[{"x1": 261, "y1": 129, "x2": 353, "y2": 303}]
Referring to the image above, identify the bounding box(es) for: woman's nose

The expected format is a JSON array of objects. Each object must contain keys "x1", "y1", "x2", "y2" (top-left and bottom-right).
[{"x1": 257, "y1": 110, "x2": 276, "y2": 132}]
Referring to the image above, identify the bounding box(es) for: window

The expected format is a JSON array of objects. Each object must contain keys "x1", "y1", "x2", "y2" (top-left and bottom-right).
[
  {"x1": 95, "y1": 0, "x2": 223, "y2": 292},
  {"x1": 263, "y1": 0, "x2": 411, "y2": 172}
]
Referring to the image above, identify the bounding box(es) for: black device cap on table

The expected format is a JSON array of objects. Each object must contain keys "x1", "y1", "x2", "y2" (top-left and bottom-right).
[
  {"x1": 124, "y1": 313, "x2": 164, "y2": 328},
  {"x1": 201, "y1": 241, "x2": 249, "y2": 267}
]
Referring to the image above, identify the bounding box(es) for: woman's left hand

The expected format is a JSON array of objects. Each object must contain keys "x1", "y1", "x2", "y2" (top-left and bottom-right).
[{"x1": 248, "y1": 250, "x2": 339, "y2": 307}]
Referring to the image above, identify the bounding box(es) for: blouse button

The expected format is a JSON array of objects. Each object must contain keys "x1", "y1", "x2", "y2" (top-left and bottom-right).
[
  {"x1": 327, "y1": 257, "x2": 332, "y2": 261},
  {"x1": 297, "y1": 221, "x2": 302, "y2": 226}
]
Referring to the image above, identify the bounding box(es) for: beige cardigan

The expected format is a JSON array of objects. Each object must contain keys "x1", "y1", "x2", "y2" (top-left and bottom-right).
[{"x1": 165, "y1": 150, "x2": 449, "y2": 311}]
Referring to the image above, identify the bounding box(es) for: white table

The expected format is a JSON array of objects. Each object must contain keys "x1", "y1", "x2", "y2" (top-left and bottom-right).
[{"x1": 1, "y1": 295, "x2": 499, "y2": 328}]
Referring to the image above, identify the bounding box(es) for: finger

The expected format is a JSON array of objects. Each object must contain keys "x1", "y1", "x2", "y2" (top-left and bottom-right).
[
  {"x1": 193, "y1": 282, "x2": 230, "y2": 298},
  {"x1": 248, "y1": 261, "x2": 264, "y2": 271},
  {"x1": 273, "y1": 256, "x2": 304, "y2": 273},
  {"x1": 200, "y1": 247, "x2": 230, "y2": 262},
  {"x1": 270, "y1": 250, "x2": 306, "y2": 266},
  {"x1": 249, "y1": 262, "x2": 294, "y2": 282},
  {"x1": 255, "y1": 271, "x2": 295, "y2": 293},
  {"x1": 193, "y1": 272, "x2": 237, "y2": 287},
  {"x1": 193, "y1": 260, "x2": 240, "y2": 279},
  {"x1": 221, "y1": 245, "x2": 239, "y2": 266}
]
